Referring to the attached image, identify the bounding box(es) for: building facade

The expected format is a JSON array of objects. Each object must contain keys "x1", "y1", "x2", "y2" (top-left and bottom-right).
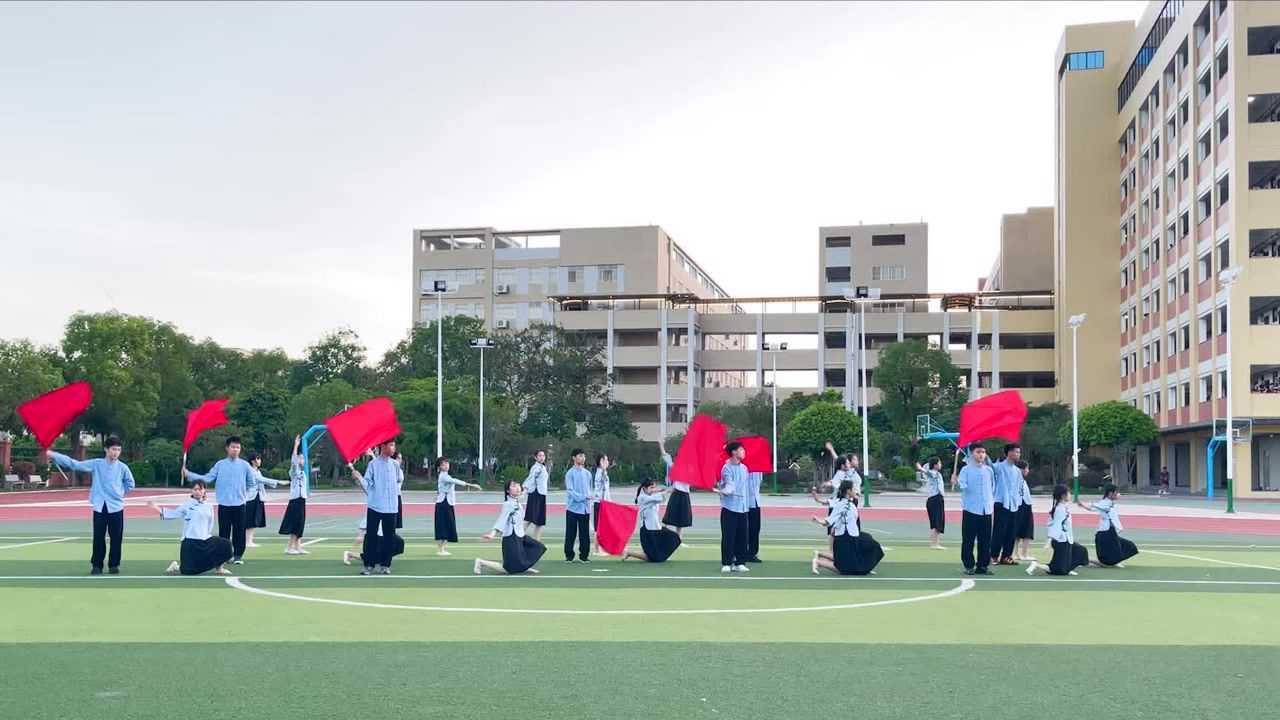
[{"x1": 819, "y1": 222, "x2": 929, "y2": 296}]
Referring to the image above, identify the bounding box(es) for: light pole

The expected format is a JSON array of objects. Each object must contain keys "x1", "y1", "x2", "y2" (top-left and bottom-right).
[
  {"x1": 470, "y1": 337, "x2": 493, "y2": 482},
  {"x1": 843, "y1": 287, "x2": 880, "y2": 505},
  {"x1": 1219, "y1": 266, "x2": 1243, "y2": 514},
  {"x1": 763, "y1": 341, "x2": 788, "y2": 493},
  {"x1": 1068, "y1": 313, "x2": 1087, "y2": 502},
  {"x1": 432, "y1": 280, "x2": 448, "y2": 458}
]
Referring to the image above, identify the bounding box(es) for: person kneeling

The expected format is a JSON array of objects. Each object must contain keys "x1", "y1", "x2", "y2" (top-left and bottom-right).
[
  {"x1": 622, "y1": 479, "x2": 683, "y2": 563},
  {"x1": 810, "y1": 480, "x2": 883, "y2": 576},
  {"x1": 1026, "y1": 484, "x2": 1089, "y2": 577},
  {"x1": 149, "y1": 480, "x2": 233, "y2": 576},
  {"x1": 474, "y1": 480, "x2": 545, "y2": 576}
]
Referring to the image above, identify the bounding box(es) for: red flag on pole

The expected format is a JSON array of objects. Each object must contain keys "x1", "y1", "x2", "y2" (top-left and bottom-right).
[
  {"x1": 325, "y1": 397, "x2": 401, "y2": 464},
  {"x1": 719, "y1": 435, "x2": 774, "y2": 473},
  {"x1": 595, "y1": 500, "x2": 639, "y2": 556},
  {"x1": 670, "y1": 414, "x2": 728, "y2": 490},
  {"x1": 17, "y1": 382, "x2": 92, "y2": 449},
  {"x1": 183, "y1": 399, "x2": 231, "y2": 452},
  {"x1": 957, "y1": 390, "x2": 1028, "y2": 448}
]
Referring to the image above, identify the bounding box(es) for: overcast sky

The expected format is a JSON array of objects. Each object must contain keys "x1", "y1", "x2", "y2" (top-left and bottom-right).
[{"x1": 1, "y1": 0, "x2": 1144, "y2": 360}]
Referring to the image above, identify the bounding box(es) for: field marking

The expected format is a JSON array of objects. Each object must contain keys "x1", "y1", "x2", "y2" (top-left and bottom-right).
[
  {"x1": 224, "y1": 576, "x2": 975, "y2": 615},
  {"x1": 300, "y1": 538, "x2": 328, "y2": 547},
  {"x1": 1145, "y1": 550, "x2": 1280, "y2": 572},
  {"x1": 0, "y1": 537, "x2": 76, "y2": 551}
]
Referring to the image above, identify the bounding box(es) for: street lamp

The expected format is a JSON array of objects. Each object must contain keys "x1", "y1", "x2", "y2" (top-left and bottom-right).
[
  {"x1": 431, "y1": 279, "x2": 448, "y2": 458},
  {"x1": 470, "y1": 337, "x2": 493, "y2": 482},
  {"x1": 843, "y1": 287, "x2": 880, "y2": 501},
  {"x1": 1219, "y1": 266, "x2": 1243, "y2": 514},
  {"x1": 1068, "y1": 313, "x2": 1087, "y2": 502},
  {"x1": 763, "y1": 341, "x2": 788, "y2": 491}
]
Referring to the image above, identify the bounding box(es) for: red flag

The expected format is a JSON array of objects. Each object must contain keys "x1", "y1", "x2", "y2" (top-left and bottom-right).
[
  {"x1": 183, "y1": 399, "x2": 231, "y2": 452},
  {"x1": 957, "y1": 390, "x2": 1028, "y2": 447},
  {"x1": 325, "y1": 397, "x2": 401, "y2": 463},
  {"x1": 17, "y1": 382, "x2": 92, "y2": 449},
  {"x1": 670, "y1": 414, "x2": 728, "y2": 490},
  {"x1": 719, "y1": 435, "x2": 774, "y2": 473},
  {"x1": 596, "y1": 500, "x2": 639, "y2": 556}
]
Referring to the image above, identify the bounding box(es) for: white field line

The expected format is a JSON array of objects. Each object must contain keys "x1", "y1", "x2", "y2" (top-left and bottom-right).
[
  {"x1": 300, "y1": 538, "x2": 328, "y2": 547},
  {"x1": 0, "y1": 537, "x2": 76, "y2": 551},
  {"x1": 1145, "y1": 549, "x2": 1280, "y2": 572}
]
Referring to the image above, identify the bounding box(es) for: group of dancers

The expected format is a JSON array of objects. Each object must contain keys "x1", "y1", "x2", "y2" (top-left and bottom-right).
[{"x1": 50, "y1": 432, "x2": 1140, "y2": 581}]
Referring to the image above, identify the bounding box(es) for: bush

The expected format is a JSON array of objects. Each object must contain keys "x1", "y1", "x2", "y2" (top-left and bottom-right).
[
  {"x1": 889, "y1": 466, "x2": 918, "y2": 488},
  {"x1": 498, "y1": 464, "x2": 527, "y2": 488},
  {"x1": 130, "y1": 462, "x2": 157, "y2": 487}
]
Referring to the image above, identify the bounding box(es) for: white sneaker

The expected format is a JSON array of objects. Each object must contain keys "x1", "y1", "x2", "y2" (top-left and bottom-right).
[
  {"x1": 932, "y1": 545, "x2": 947, "y2": 550},
  {"x1": 1068, "y1": 570, "x2": 1079, "y2": 576},
  {"x1": 473, "y1": 558, "x2": 482, "y2": 575},
  {"x1": 733, "y1": 564, "x2": 749, "y2": 573},
  {"x1": 297, "y1": 547, "x2": 310, "y2": 555},
  {"x1": 232, "y1": 558, "x2": 244, "y2": 565},
  {"x1": 811, "y1": 558, "x2": 819, "y2": 575},
  {"x1": 721, "y1": 565, "x2": 732, "y2": 573},
  {"x1": 437, "y1": 550, "x2": 452, "y2": 556},
  {"x1": 380, "y1": 567, "x2": 392, "y2": 575},
  {"x1": 1115, "y1": 562, "x2": 1126, "y2": 569},
  {"x1": 246, "y1": 542, "x2": 260, "y2": 548},
  {"x1": 285, "y1": 548, "x2": 299, "y2": 555},
  {"x1": 342, "y1": 551, "x2": 355, "y2": 566},
  {"x1": 164, "y1": 561, "x2": 180, "y2": 575},
  {"x1": 1025, "y1": 561, "x2": 1037, "y2": 576}
]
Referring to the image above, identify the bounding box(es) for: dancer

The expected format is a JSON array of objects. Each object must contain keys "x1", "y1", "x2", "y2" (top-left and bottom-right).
[
  {"x1": 244, "y1": 451, "x2": 281, "y2": 549},
  {"x1": 522, "y1": 450, "x2": 550, "y2": 540},
  {"x1": 1013, "y1": 460, "x2": 1035, "y2": 561},
  {"x1": 591, "y1": 454, "x2": 612, "y2": 556},
  {"x1": 810, "y1": 479, "x2": 884, "y2": 576},
  {"x1": 434, "y1": 456, "x2": 481, "y2": 556},
  {"x1": 954, "y1": 444, "x2": 995, "y2": 576},
  {"x1": 475, "y1": 479, "x2": 545, "y2": 575},
  {"x1": 1026, "y1": 484, "x2": 1089, "y2": 576},
  {"x1": 917, "y1": 456, "x2": 946, "y2": 550},
  {"x1": 745, "y1": 470, "x2": 763, "y2": 563},
  {"x1": 563, "y1": 448, "x2": 592, "y2": 563},
  {"x1": 349, "y1": 440, "x2": 401, "y2": 575},
  {"x1": 622, "y1": 479, "x2": 683, "y2": 563},
  {"x1": 47, "y1": 435, "x2": 134, "y2": 575},
  {"x1": 1079, "y1": 483, "x2": 1139, "y2": 568},
  {"x1": 812, "y1": 447, "x2": 851, "y2": 552},
  {"x1": 279, "y1": 435, "x2": 309, "y2": 555},
  {"x1": 714, "y1": 441, "x2": 750, "y2": 573},
  {"x1": 659, "y1": 441, "x2": 693, "y2": 543},
  {"x1": 991, "y1": 443, "x2": 1023, "y2": 566},
  {"x1": 150, "y1": 480, "x2": 233, "y2": 576},
  {"x1": 183, "y1": 436, "x2": 255, "y2": 565}
]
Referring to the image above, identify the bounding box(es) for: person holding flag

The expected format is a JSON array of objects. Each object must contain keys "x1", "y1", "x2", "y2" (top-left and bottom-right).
[
  {"x1": 563, "y1": 449, "x2": 593, "y2": 563},
  {"x1": 953, "y1": 444, "x2": 995, "y2": 576},
  {"x1": 48, "y1": 435, "x2": 134, "y2": 575},
  {"x1": 659, "y1": 440, "x2": 693, "y2": 541},
  {"x1": 349, "y1": 440, "x2": 402, "y2": 575},
  {"x1": 182, "y1": 435, "x2": 255, "y2": 565},
  {"x1": 714, "y1": 441, "x2": 750, "y2": 573},
  {"x1": 621, "y1": 479, "x2": 682, "y2": 563}
]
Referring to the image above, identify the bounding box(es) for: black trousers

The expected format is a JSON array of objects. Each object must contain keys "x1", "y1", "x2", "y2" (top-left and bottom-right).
[
  {"x1": 217, "y1": 504, "x2": 247, "y2": 559},
  {"x1": 564, "y1": 510, "x2": 590, "y2": 561},
  {"x1": 961, "y1": 511, "x2": 992, "y2": 571},
  {"x1": 91, "y1": 503, "x2": 124, "y2": 570},
  {"x1": 991, "y1": 503, "x2": 1017, "y2": 561},
  {"x1": 746, "y1": 506, "x2": 762, "y2": 558},
  {"x1": 720, "y1": 509, "x2": 749, "y2": 566},
  {"x1": 362, "y1": 509, "x2": 399, "y2": 568}
]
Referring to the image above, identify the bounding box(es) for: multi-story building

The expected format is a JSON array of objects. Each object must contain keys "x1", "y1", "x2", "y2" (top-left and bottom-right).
[
  {"x1": 819, "y1": 223, "x2": 929, "y2": 296},
  {"x1": 1056, "y1": 0, "x2": 1280, "y2": 496},
  {"x1": 983, "y1": 208, "x2": 1055, "y2": 292}
]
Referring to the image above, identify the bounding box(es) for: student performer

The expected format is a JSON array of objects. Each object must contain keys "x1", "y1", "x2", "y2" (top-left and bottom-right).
[
  {"x1": 474, "y1": 480, "x2": 545, "y2": 575},
  {"x1": 434, "y1": 456, "x2": 481, "y2": 556},
  {"x1": 1078, "y1": 483, "x2": 1139, "y2": 568},
  {"x1": 810, "y1": 479, "x2": 884, "y2": 576},
  {"x1": 1026, "y1": 484, "x2": 1090, "y2": 576},
  {"x1": 563, "y1": 448, "x2": 593, "y2": 563},
  {"x1": 622, "y1": 479, "x2": 683, "y2": 563},
  {"x1": 279, "y1": 435, "x2": 309, "y2": 555},
  {"x1": 659, "y1": 441, "x2": 693, "y2": 542},
  {"x1": 183, "y1": 435, "x2": 255, "y2": 565},
  {"x1": 917, "y1": 456, "x2": 946, "y2": 550},
  {"x1": 150, "y1": 480, "x2": 233, "y2": 576},
  {"x1": 714, "y1": 441, "x2": 750, "y2": 574},
  {"x1": 953, "y1": 444, "x2": 995, "y2": 576},
  {"x1": 522, "y1": 450, "x2": 550, "y2": 541},
  {"x1": 48, "y1": 434, "x2": 134, "y2": 575}
]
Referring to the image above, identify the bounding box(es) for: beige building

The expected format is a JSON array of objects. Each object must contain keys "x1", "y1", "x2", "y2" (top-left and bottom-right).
[
  {"x1": 983, "y1": 207, "x2": 1055, "y2": 292},
  {"x1": 819, "y1": 222, "x2": 929, "y2": 296},
  {"x1": 1056, "y1": 0, "x2": 1280, "y2": 497}
]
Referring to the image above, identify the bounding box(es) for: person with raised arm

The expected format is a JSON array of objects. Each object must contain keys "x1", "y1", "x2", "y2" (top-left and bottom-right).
[
  {"x1": 182, "y1": 435, "x2": 255, "y2": 565},
  {"x1": 150, "y1": 480, "x2": 233, "y2": 576},
  {"x1": 47, "y1": 434, "x2": 134, "y2": 575}
]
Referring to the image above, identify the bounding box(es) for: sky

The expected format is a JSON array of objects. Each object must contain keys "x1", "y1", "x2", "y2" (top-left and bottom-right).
[{"x1": 0, "y1": 0, "x2": 1146, "y2": 360}]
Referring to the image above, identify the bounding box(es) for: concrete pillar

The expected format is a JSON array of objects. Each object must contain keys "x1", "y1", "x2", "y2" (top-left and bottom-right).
[
  {"x1": 991, "y1": 310, "x2": 1001, "y2": 391},
  {"x1": 844, "y1": 310, "x2": 855, "y2": 410},
  {"x1": 816, "y1": 310, "x2": 826, "y2": 391},
  {"x1": 896, "y1": 312, "x2": 904, "y2": 342},
  {"x1": 687, "y1": 307, "x2": 696, "y2": 421},
  {"x1": 970, "y1": 311, "x2": 981, "y2": 400},
  {"x1": 755, "y1": 313, "x2": 764, "y2": 389},
  {"x1": 606, "y1": 305, "x2": 615, "y2": 400},
  {"x1": 659, "y1": 307, "x2": 669, "y2": 442},
  {"x1": 0, "y1": 435, "x2": 10, "y2": 474}
]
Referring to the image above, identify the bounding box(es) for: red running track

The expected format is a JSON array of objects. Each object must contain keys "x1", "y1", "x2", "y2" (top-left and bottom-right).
[{"x1": 2, "y1": 490, "x2": 1278, "y2": 536}]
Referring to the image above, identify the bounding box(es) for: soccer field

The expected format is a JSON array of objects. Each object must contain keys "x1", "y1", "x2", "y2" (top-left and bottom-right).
[{"x1": 2, "y1": 491, "x2": 1279, "y2": 720}]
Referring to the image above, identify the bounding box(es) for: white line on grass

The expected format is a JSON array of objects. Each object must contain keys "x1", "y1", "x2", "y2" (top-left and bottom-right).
[
  {"x1": 223, "y1": 576, "x2": 976, "y2": 615},
  {"x1": 300, "y1": 538, "x2": 328, "y2": 547},
  {"x1": 0, "y1": 537, "x2": 76, "y2": 551},
  {"x1": 1145, "y1": 549, "x2": 1280, "y2": 572}
]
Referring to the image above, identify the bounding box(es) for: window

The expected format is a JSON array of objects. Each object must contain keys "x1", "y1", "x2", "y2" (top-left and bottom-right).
[
  {"x1": 1199, "y1": 252, "x2": 1213, "y2": 282},
  {"x1": 1246, "y1": 25, "x2": 1280, "y2": 56},
  {"x1": 1121, "y1": 267, "x2": 1129, "y2": 289},
  {"x1": 1217, "y1": 304, "x2": 1228, "y2": 335},
  {"x1": 1199, "y1": 312, "x2": 1212, "y2": 343},
  {"x1": 1065, "y1": 50, "x2": 1105, "y2": 72},
  {"x1": 1181, "y1": 382, "x2": 1192, "y2": 408},
  {"x1": 1217, "y1": 46, "x2": 1229, "y2": 79},
  {"x1": 1141, "y1": 245, "x2": 1151, "y2": 269},
  {"x1": 1218, "y1": 369, "x2": 1228, "y2": 399},
  {"x1": 1200, "y1": 375, "x2": 1213, "y2": 403},
  {"x1": 567, "y1": 266, "x2": 582, "y2": 283},
  {"x1": 1143, "y1": 394, "x2": 1152, "y2": 414},
  {"x1": 825, "y1": 266, "x2": 851, "y2": 282},
  {"x1": 1180, "y1": 211, "x2": 1190, "y2": 238},
  {"x1": 1122, "y1": 354, "x2": 1130, "y2": 377},
  {"x1": 1154, "y1": 389, "x2": 1162, "y2": 414},
  {"x1": 1197, "y1": 131, "x2": 1212, "y2": 162},
  {"x1": 1217, "y1": 239, "x2": 1229, "y2": 271},
  {"x1": 1117, "y1": 1, "x2": 1184, "y2": 110},
  {"x1": 1154, "y1": 337, "x2": 1161, "y2": 358},
  {"x1": 824, "y1": 236, "x2": 851, "y2": 248},
  {"x1": 1218, "y1": 173, "x2": 1230, "y2": 206},
  {"x1": 871, "y1": 265, "x2": 905, "y2": 281},
  {"x1": 1154, "y1": 186, "x2": 1161, "y2": 210},
  {"x1": 1180, "y1": 154, "x2": 1190, "y2": 181},
  {"x1": 1168, "y1": 276, "x2": 1178, "y2": 302},
  {"x1": 1143, "y1": 345, "x2": 1151, "y2": 366},
  {"x1": 1142, "y1": 294, "x2": 1151, "y2": 316},
  {"x1": 1154, "y1": 288, "x2": 1161, "y2": 307},
  {"x1": 1153, "y1": 137, "x2": 1161, "y2": 162},
  {"x1": 1197, "y1": 70, "x2": 1211, "y2": 103},
  {"x1": 1180, "y1": 99, "x2": 1190, "y2": 128},
  {"x1": 1218, "y1": 109, "x2": 1230, "y2": 142},
  {"x1": 1180, "y1": 323, "x2": 1191, "y2": 351},
  {"x1": 871, "y1": 234, "x2": 906, "y2": 246},
  {"x1": 599, "y1": 265, "x2": 616, "y2": 283},
  {"x1": 1198, "y1": 192, "x2": 1212, "y2": 222},
  {"x1": 1180, "y1": 268, "x2": 1190, "y2": 294},
  {"x1": 1122, "y1": 307, "x2": 1130, "y2": 332},
  {"x1": 1168, "y1": 385, "x2": 1179, "y2": 409},
  {"x1": 1168, "y1": 330, "x2": 1178, "y2": 357},
  {"x1": 1153, "y1": 240, "x2": 1161, "y2": 264}
]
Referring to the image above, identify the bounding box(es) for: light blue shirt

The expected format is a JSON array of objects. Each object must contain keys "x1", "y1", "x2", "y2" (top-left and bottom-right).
[
  {"x1": 992, "y1": 460, "x2": 1022, "y2": 508},
  {"x1": 592, "y1": 468, "x2": 611, "y2": 502},
  {"x1": 186, "y1": 457, "x2": 255, "y2": 507},
  {"x1": 564, "y1": 466, "x2": 592, "y2": 514},
  {"x1": 249, "y1": 467, "x2": 281, "y2": 501},
  {"x1": 160, "y1": 498, "x2": 216, "y2": 540},
  {"x1": 435, "y1": 470, "x2": 469, "y2": 506},
  {"x1": 638, "y1": 490, "x2": 665, "y2": 531},
  {"x1": 360, "y1": 455, "x2": 401, "y2": 514},
  {"x1": 747, "y1": 471, "x2": 763, "y2": 509},
  {"x1": 522, "y1": 462, "x2": 548, "y2": 495},
  {"x1": 956, "y1": 460, "x2": 995, "y2": 516},
  {"x1": 828, "y1": 497, "x2": 861, "y2": 537},
  {"x1": 919, "y1": 468, "x2": 945, "y2": 497},
  {"x1": 717, "y1": 462, "x2": 749, "y2": 514},
  {"x1": 662, "y1": 452, "x2": 689, "y2": 492},
  {"x1": 288, "y1": 456, "x2": 308, "y2": 500},
  {"x1": 49, "y1": 452, "x2": 134, "y2": 513}
]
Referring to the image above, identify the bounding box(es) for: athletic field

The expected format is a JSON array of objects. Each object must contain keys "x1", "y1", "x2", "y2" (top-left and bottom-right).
[{"x1": 2, "y1": 489, "x2": 1278, "y2": 720}]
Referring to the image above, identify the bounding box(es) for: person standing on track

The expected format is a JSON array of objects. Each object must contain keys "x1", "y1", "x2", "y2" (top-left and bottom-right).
[
  {"x1": 917, "y1": 456, "x2": 946, "y2": 550},
  {"x1": 434, "y1": 456, "x2": 481, "y2": 556},
  {"x1": 563, "y1": 448, "x2": 592, "y2": 563},
  {"x1": 279, "y1": 435, "x2": 309, "y2": 555},
  {"x1": 745, "y1": 470, "x2": 764, "y2": 563},
  {"x1": 48, "y1": 434, "x2": 134, "y2": 575},
  {"x1": 714, "y1": 441, "x2": 750, "y2": 574},
  {"x1": 522, "y1": 450, "x2": 550, "y2": 541},
  {"x1": 1013, "y1": 461, "x2": 1035, "y2": 561},
  {"x1": 183, "y1": 435, "x2": 255, "y2": 566},
  {"x1": 244, "y1": 451, "x2": 281, "y2": 550},
  {"x1": 953, "y1": 444, "x2": 995, "y2": 576}
]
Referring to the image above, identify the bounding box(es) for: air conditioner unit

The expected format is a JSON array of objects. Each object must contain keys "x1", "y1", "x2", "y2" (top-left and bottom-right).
[
  {"x1": 495, "y1": 284, "x2": 511, "y2": 295},
  {"x1": 495, "y1": 320, "x2": 511, "y2": 329}
]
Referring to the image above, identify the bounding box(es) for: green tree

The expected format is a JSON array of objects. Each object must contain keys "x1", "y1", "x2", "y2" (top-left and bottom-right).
[
  {"x1": 488, "y1": 322, "x2": 612, "y2": 437},
  {"x1": 585, "y1": 399, "x2": 637, "y2": 439},
  {"x1": 189, "y1": 339, "x2": 249, "y2": 396},
  {"x1": 0, "y1": 339, "x2": 63, "y2": 433},
  {"x1": 292, "y1": 329, "x2": 371, "y2": 391},
  {"x1": 150, "y1": 324, "x2": 201, "y2": 442},
  {"x1": 872, "y1": 339, "x2": 966, "y2": 435},
  {"x1": 230, "y1": 384, "x2": 291, "y2": 460},
  {"x1": 284, "y1": 380, "x2": 368, "y2": 482},
  {"x1": 1022, "y1": 402, "x2": 1073, "y2": 485},
  {"x1": 144, "y1": 438, "x2": 183, "y2": 486},
  {"x1": 61, "y1": 312, "x2": 164, "y2": 450},
  {"x1": 1061, "y1": 400, "x2": 1158, "y2": 486},
  {"x1": 780, "y1": 402, "x2": 875, "y2": 482},
  {"x1": 376, "y1": 317, "x2": 486, "y2": 389}
]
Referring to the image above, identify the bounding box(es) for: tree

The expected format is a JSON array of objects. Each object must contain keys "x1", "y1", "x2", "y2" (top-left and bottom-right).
[
  {"x1": 292, "y1": 329, "x2": 371, "y2": 391},
  {"x1": 285, "y1": 380, "x2": 368, "y2": 481},
  {"x1": 230, "y1": 384, "x2": 291, "y2": 460},
  {"x1": 0, "y1": 339, "x2": 63, "y2": 433},
  {"x1": 1061, "y1": 400, "x2": 1158, "y2": 486},
  {"x1": 144, "y1": 438, "x2": 183, "y2": 486},
  {"x1": 376, "y1": 317, "x2": 486, "y2": 389},
  {"x1": 487, "y1": 323, "x2": 611, "y2": 436},
  {"x1": 872, "y1": 339, "x2": 966, "y2": 436},
  {"x1": 584, "y1": 399, "x2": 636, "y2": 439},
  {"x1": 1021, "y1": 402, "x2": 1073, "y2": 486},
  {"x1": 61, "y1": 312, "x2": 164, "y2": 449},
  {"x1": 780, "y1": 402, "x2": 875, "y2": 482},
  {"x1": 150, "y1": 324, "x2": 201, "y2": 443}
]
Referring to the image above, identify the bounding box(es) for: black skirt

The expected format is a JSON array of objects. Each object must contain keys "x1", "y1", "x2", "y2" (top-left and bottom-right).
[
  {"x1": 360, "y1": 534, "x2": 405, "y2": 567},
  {"x1": 1048, "y1": 539, "x2": 1089, "y2": 575},
  {"x1": 1094, "y1": 527, "x2": 1139, "y2": 566},
  {"x1": 179, "y1": 537, "x2": 233, "y2": 575},
  {"x1": 639, "y1": 526, "x2": 682, "y2": 563},
  {"x1": 396, "y1": 496, "x2": 404, "y2": 529},
  {"x1": 245, "y1": 498, "x2": 267, "y2": 528},
  {"x1": 593, "y1": 502, "x2": 601, "y2": 531},
  {"x1": 501, "y1": 533, "x2": 545, "y2": 574},
  {"x1": 277, "y1": 497, "x2": 306, "y2": 536},
  {"x1": 525, "y1": 491, "x2": 547, "y2": 526},
  {"x1": 662, "y1": 489, "x2": 692, "y2": 528},
  {"x1": 433, "y1": 501, "x2": 458, "y2": 542},
  {"x1": 832, "y1": 532, "x2": 884, "y2": 576},
  {"x1": 1016, "y1": 504, "x2": 1034, "y2": 540},
  {"x1": 926, "y1": 494, "x2": 945, "y2": 533}
]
